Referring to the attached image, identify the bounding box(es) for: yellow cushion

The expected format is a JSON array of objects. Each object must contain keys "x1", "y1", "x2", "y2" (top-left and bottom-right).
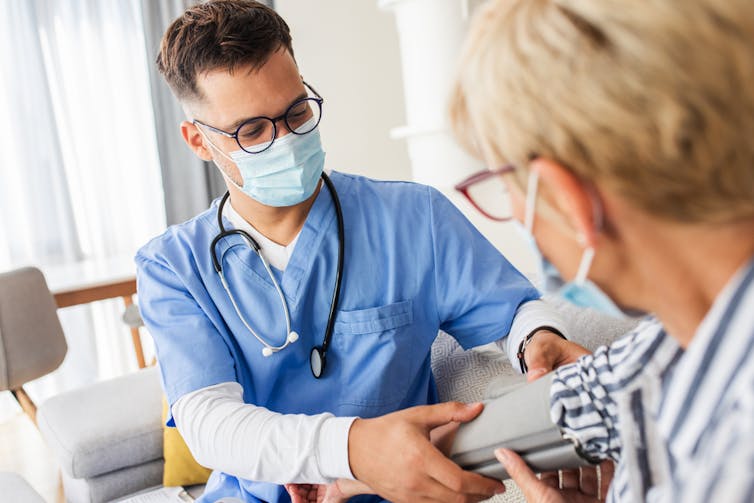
[{"x1": 162, "y1": 396, "x2": 212, "y2": 487}]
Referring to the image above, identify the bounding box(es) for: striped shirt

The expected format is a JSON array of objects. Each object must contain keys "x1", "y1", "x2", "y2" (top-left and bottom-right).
[{"x1": 550, "y1": 258, "x2": 754, "y2": 502}]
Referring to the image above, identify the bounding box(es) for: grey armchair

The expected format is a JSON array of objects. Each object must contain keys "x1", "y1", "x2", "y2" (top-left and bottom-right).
[
  {"x1": 0, "y1": 267, "x2": 164, "y2": 503},
  {"x1": 0, "y1": 267, "x2": 67, "y2": 425}
]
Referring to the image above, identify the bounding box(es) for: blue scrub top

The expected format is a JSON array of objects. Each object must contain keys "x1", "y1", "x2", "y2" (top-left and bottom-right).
[{"x1": 136, "y1": 171, "x2": 539, "y2": 502}]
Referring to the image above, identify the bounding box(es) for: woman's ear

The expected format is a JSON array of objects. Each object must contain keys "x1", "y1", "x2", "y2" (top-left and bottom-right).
[
  {"x1": 181, "y1": 121, "x2": 213, "y2": 161},
  {"x1": 528, "y1": 157, "x2": 598, "y2": 248}
]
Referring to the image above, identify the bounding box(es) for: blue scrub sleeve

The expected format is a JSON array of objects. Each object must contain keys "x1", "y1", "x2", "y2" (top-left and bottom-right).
[
  {"x1": 136, "y1": 255, "x2": 237, "y2": 425},
  {"x1": 428, "y1": 187, "x2": 540, "y2": 349}
]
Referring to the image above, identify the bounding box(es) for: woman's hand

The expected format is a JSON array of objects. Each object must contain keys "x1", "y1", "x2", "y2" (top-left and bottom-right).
[
  {"x1": 284, "y1": 479, "x2": 373, "y2": 503},
  {"x1": 524, "y1": 331, "x2": 590, "y2": 381},
  {"x1": 495, "y1": 449, "x2": 613, "y2": 502}
]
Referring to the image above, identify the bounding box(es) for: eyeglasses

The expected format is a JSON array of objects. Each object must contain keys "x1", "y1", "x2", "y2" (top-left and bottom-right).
[
  {"x1": 193, "y1": 81, "x2": 324, "y2": 154},
  {"x1": 454, "y1": 165, "x2": 516, "y2": 221}
]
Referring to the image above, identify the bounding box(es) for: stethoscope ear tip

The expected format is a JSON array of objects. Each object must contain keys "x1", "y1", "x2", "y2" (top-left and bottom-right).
[
  {"x1": 262, "y1": 347, "x2": 274, "y2": 357},
  {"x1": 288, "y1": 331, "x2": 299, "y2": 343}
]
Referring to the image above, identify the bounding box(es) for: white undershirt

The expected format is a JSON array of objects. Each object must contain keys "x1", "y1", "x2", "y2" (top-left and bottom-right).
[
  {"x1": 224, "y1": 201, "x2": 299, "y2": 271},
  {"x1": 222, "y1": 169, "x2": 332, "y2": 271},
  {"x1": 171, "y1": 298, "x2": 569, "y2": 484}
]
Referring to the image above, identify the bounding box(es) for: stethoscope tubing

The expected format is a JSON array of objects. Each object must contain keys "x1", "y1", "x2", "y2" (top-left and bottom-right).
[
  {"x1": 319, "y1": 172, "x2": 344, "y2": 356},
  {"x1": 210, "y1": 173, "x2": 344, "y2": 377}
]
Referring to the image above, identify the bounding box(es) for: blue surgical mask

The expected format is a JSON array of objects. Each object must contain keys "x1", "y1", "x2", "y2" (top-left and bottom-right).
[
  {"x1": 524, "y1": 170, "x2": 623, "y2": 317},
  {"x1": 559, "y1": 248, "x2": 623, "y2": 317},
  {"x1": 514, "y1": 220, "x2": 565, "y2": 293},
  {"x1": 205, "y1": 116, "x2": 325, "y2": 207}
]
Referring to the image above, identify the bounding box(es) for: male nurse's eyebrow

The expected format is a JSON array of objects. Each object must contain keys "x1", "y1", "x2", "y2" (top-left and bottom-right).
[{"x1": 224, "y1": 92, "x2": 309, "y2": 132}]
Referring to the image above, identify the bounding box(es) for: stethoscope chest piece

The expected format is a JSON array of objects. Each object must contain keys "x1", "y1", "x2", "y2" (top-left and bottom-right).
[{"x1": 310, "y1": 346, "x2": 326, "y2": 378}]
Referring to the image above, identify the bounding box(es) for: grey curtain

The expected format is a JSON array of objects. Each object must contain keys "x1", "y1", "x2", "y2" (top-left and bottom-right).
[{"x1": 140, "y1": 0, "x2": 225, "y2": 226}]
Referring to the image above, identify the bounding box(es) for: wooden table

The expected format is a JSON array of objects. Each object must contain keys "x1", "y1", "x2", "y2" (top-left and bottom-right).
[{"x1": 44, "y1": 256, "x2": 147, "y2": 369}]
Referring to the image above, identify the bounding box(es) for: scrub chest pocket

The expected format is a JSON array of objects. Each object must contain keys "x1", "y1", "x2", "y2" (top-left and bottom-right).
[{"x1": 332, "y1": 299, "x2": 414, "y2": 409}]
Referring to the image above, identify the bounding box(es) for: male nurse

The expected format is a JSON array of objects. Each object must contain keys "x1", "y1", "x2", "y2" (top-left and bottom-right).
[{"x1": 135, "y1": 1, "x2": 585, "y2": 502}]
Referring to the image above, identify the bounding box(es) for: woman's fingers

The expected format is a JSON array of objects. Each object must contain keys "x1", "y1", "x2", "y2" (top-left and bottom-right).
[
  {"x1": 599, "y1": 461, "x2": 615, "y2": 500},
  {"x1": 579, "y1": 466, "x2": 599, "y2": 496},
  {"x1": 495, "y1": 449, "x2": 561, "y2": 502},
  {"x1": 560, "y1": 469, "x2": 580, "y2": 490},
  {"x1": 539, "y1": 471, "x2": 560, "y2": 489}
]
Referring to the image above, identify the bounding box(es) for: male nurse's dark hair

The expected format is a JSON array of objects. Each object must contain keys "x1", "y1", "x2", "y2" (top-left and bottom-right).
[{"x1": 157, "y1": 0, "x2": 294, "y2": 103}]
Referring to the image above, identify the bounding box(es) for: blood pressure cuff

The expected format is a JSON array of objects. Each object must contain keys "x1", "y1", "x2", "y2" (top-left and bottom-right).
[{"x1": 450, "y1": 373, "x2": 593, "y2": 480}]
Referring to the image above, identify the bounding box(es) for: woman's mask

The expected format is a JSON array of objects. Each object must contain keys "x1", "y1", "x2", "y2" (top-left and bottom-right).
[{"x1": 523, "y1": 170, "x2": 623, "y2": 317}]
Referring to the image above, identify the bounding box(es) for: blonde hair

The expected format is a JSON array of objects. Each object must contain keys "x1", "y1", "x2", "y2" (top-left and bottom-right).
[{"x1": 450, "y1": 0, "x2": 754, "y2": 223}]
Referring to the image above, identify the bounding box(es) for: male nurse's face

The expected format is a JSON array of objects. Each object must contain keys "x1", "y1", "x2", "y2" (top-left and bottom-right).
[{"x1": 183, "y1": 47, "x2": 307, "y2": 185}]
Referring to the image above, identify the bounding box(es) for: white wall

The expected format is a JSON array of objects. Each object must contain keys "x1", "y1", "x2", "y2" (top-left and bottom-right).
[
  {"x1": 275, "y1": 0, "x2": 539, "y2": 280},
  {"x1": 275, "y1": 0, "x2": 411, "y2": 181}
]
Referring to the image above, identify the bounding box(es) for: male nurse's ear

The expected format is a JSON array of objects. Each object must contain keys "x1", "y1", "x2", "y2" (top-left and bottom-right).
[
  {"x1": 179, "y1": 110, "x2": 245, "y2": 189},
  {"x1": 181, "y1": 119, "x2": 214, "y2": 162}
]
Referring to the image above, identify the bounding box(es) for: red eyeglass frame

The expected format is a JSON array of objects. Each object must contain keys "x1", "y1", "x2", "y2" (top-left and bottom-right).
[{"x1": 454, "y1": 165, "x2": 516, "y2": 221}]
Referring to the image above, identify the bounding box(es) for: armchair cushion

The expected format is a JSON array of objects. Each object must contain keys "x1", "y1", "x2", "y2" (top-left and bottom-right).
[
  {"x1": 61, "y1": 458, "x2": 164, "y2": 503},
  {"x1": 37, "y1": 366, "x2": 163, "y2": 479}
]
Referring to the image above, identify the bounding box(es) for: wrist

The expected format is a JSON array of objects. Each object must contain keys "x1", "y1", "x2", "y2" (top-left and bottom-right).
[
  {"x1": 516, "y1": 327, "x2": 566, "y2": 373},
  {"x1": 347, "y1": 417, "x2": 366, "y2": 481},
  {"x1": 320, "y1": 416, "x2": 359, "y2": 480}
]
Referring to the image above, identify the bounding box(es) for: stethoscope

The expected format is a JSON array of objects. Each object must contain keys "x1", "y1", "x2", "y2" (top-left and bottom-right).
[{"x1": 210, "y1": 172, "x2": 344, "y2": 378}]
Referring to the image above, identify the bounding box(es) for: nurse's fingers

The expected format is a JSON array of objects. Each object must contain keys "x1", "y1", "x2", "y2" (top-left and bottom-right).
[
  {"x1": 424, "y1": 445, "x2": 505, "y2": 498},
  {"x1": 429, "y1": 421, "x2": 460, "y2": 456},
  {"x1": 408, "y1": 401, "x2": 485, "y2": 431},
  {"x1": 418, "y1": 474, "x2": 501, "y2": 503}
]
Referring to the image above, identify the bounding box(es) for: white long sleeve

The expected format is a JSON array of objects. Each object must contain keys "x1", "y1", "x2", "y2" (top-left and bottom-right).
[
  {"x1": 495, "y1": 299, "x2": 571, "y2": 370},
  {"x1": 171, "y1": 382, "x2": 357, "y2": 484}
]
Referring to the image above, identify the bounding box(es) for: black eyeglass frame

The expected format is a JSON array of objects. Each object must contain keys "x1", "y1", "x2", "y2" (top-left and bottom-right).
[
  {"x1": 193, "y1": 80, "x2": 324, "y2": 154},
  {"x1": 454, "y1": 164, "x2": 516, "y2": 221}
]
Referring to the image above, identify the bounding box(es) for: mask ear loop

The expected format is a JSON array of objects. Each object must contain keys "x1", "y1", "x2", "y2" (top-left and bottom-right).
[
  {"x1": 196, "y1": 125, "x2": 245, "y2": 191},
  {"x1": 526, "y1": 167, "x2": 599, "y2": 287},
  {"x1": 196, "y1": 125, "x2": 236, "y2": 164},
  {"x1": 574, "y1": 247, "x2": 595, "y2": 286},
  {"x1": 575, "y1": 183, "x2": 605, "y2": 286}
]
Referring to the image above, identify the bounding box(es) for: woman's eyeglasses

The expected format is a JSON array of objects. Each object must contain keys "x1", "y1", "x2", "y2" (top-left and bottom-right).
[{"x1": 454, "y1": 165, "x2": 515, "y2": 221}]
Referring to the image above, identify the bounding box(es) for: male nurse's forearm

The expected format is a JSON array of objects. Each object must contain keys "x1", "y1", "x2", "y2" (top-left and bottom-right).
[{"x1": 172, "y1": 382, "x2": 357, "y2": 483}]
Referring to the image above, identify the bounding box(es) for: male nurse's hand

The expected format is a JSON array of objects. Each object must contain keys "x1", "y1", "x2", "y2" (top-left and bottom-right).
[
  {"x1": 347, "y1": 402, "x2": 506, "y2": 503},
  {"x1": 524, "y1": 330, "x2": 590, "y2": 382}
]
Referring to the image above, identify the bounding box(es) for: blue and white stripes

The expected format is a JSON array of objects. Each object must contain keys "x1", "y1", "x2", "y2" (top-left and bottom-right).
[{"x1": 549, "y1": 258, "x2": 754, "y2": 502}]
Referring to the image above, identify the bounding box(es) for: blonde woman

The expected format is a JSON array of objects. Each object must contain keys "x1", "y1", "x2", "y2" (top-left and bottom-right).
[{"x1": 450, "y1": 0, "x2": 754, "y2": 501}]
